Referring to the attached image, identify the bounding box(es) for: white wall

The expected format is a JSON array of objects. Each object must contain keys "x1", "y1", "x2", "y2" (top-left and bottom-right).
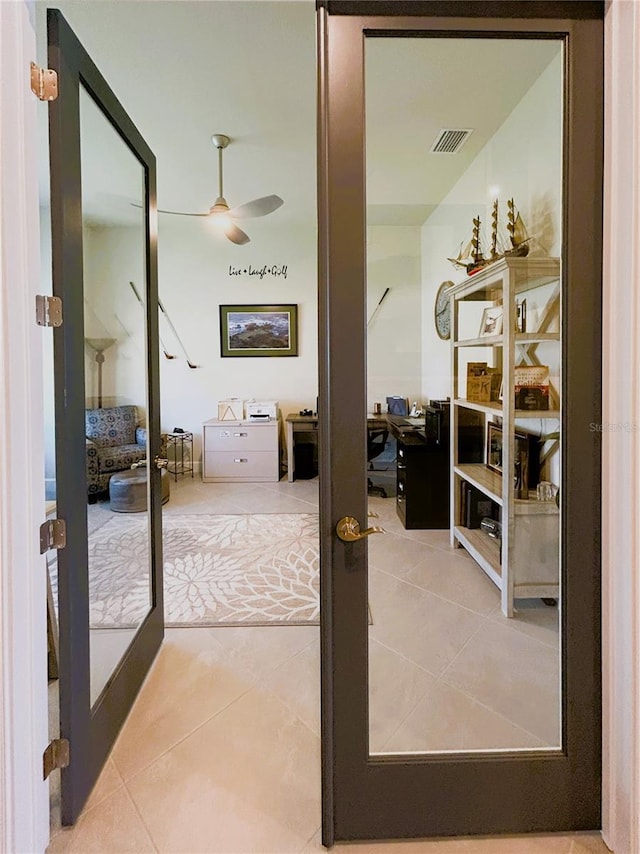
[
  {"x1": 83, "y1": 224, "x2": 147, "y2": 411},
  {"x1": 157, "y1": 216, "x2": 318, "y2": 453},
  {"x1": 367, "y1": 225, "x2": 423, "y2": 411},
  {"x1": 83, "y1": 216, "x2": 318, "y2": 466},
  {"x1": 421, "y1": 52, "x2": 563, "y2": 407}
]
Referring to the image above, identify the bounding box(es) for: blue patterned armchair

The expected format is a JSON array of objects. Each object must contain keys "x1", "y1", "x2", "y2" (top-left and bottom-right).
[{"x1": 85, "y1": 405, "x2": 147, "y2": 498}]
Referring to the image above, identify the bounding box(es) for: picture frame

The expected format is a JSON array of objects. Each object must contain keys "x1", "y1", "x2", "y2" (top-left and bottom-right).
[
  {"x1": 487, "y1": 423, "x2": 503, "y2": 474},
  {"x1": 486, "y1": 423, "x2": 530, "y2": 499},
  {"x1": 479, "y1": 305, "x2": 503, "y2": 337},
  {"x1": 220, "y1": 304, "x2": 298, "y2": 357}
]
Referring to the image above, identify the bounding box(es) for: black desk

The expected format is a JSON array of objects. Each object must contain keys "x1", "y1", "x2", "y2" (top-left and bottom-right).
[
  {"x1": 285, "y1": 413, "x2": 389, "y2": 482},
  {"x1": 387, "y1": 417, "x2": 450, "y2": 529}
]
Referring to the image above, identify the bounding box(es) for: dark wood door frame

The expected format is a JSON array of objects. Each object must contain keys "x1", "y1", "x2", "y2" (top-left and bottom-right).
[
  {"x1": 317, "y1": 1, "x2": 603, "y2": 845},
  {"x1": 48, "y1": 8, "x2": 164, "y2": 825}
]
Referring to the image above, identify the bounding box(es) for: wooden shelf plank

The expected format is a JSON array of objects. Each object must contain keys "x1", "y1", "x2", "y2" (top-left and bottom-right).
[
  {"x1": 454, "y1": 398, "x2": 501, "y2": 415},
  {"x1": 515, "y1": 332, "x2": 560, "y2": 344},
  {"x1": 454, "y1": 525, "x2": 502, "y2": 587},
  {"x1": 455, "y1": 335, "x2": 503, "y2": 348},
  {"x1": 454, "y1": 464, "x2": 502, "y2": 504},
  {"x1": 515, "y1": 409, "x2": 561, "y2": 419},
  {"x1": 449, "y1": 257, "x2": 561, "y2": 300}
]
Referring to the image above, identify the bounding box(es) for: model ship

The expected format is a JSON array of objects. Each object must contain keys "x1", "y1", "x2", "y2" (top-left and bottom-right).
[
  {"x1": 504, "y1": 198, "x2": 531, "y2": 258},
  {"x1": 447, "y1": 214, "x2": 489, "y2": 275},
  {"x1": 447, "y1": 198, "x2": 531, "y2": 275}
]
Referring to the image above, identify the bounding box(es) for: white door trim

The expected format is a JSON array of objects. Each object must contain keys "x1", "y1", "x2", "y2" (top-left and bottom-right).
[
  {"x1": 0, "y1": 2, "x2": 50, "y2": 851},
  {"x1": 602, "y1": 1, "x2": 640, "y2": 852}
]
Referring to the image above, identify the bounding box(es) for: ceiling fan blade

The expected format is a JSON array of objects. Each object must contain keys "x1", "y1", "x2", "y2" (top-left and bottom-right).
[
  {"x1": 229, "y1": 195, "x2": 284, "y2": 219},
  {"x1": 130, "y1": 202, "x2": 208, "y2": 217},
  {"x1": 224, "y1": 221, "x2": 250, "y2": 245},
  {"x1": 157, "y1": 208, "x2": 209, "y2": 217}
]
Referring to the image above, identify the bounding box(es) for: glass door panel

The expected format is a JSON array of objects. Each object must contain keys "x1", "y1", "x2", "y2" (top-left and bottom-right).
[
  {"x1": 365, "y1": 35, "x2": 564, "y2": 755},
  {"x1": 79, "y1": 85, "x2": 153, "y2": 706},
  {"x1": 48, "y1": 8, "x2": 163, "y2": 824},
  {"x1": 319, "y1": 4, "x2": 602, "y2": 844}
]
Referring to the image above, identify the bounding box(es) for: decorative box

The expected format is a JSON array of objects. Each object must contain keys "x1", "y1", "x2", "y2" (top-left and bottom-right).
[{"x1": 218, "y1": 399, "x2": 245, "y2": 421}]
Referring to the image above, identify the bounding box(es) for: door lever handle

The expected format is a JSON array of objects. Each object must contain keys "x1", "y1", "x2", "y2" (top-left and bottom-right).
[{"x1": 336, "y1": 515, "x2": 385, "y2": 542}]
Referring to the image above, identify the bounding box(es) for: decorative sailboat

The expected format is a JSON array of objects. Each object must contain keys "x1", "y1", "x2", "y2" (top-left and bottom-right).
[
  {"x1": 446, "y1": 238, "x2": 473, "y2": 270},
  {"x1": 447, "y1": 215, "x2": 491, "y2": 275},
  {"x1": 447, "y1": 198, "x2": 531, "y2": 275},
  {"x1": 504, "y1": 198, "x2": 531, "y2": 258}
]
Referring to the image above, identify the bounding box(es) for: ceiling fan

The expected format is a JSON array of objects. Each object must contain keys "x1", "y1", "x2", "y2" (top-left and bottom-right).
[{"x1": 155, "y1": 134, "x2": 284, "y2": 245}]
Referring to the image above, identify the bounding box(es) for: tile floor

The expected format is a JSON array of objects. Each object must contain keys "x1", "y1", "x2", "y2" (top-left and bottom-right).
[{"x1": 47, "y1": 475, "x2": 607, "y2": 853}]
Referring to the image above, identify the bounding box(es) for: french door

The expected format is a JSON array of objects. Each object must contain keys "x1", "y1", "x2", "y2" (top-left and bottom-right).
[
  {"x1": 318, "y1": 1, "x2": 603, "y2": 843},
  {"x1": 47, "y1": 9, "x2": 164, "y2": 824}
]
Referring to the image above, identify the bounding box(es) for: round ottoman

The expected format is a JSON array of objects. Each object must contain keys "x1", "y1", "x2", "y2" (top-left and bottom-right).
[{"x1": 109, "y1": 468, "x2": 170, "y2": 513}]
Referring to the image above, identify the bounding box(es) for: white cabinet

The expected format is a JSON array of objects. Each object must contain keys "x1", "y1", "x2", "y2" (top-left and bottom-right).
[
  {"x1": 449, "y1": 256, "x2": 561, "y2": 616},
  {"x1": 202, "y1": 419, "x2": 280, "y2": 482}
]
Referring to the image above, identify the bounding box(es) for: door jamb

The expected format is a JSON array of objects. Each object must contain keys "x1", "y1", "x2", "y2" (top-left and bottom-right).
[
  {"x1": 0, "y1": 2, "x2": 50, "y2": 852},
  {"x1": 601, "y1": 2, "x2": 640, "y2": 852}
]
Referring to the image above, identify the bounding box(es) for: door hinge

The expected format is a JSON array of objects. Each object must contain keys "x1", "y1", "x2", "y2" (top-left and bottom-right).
[
  {"x1": 30, "y1": 62, "x2": 58, "y2": 101},
  {"x1": 35, "y1": 295, "x2": 63, "y2": 328},
  {"x1": 39, "y1": 518, "x2": 66, "y2": 554},
  {"x1": 43, "y1": 738, "x2": 69, "y2": 780}
]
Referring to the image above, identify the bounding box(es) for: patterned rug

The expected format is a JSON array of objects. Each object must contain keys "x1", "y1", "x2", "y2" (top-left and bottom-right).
[{"x1": 57, "y1": 513, "x2": 321, "y2": 628}]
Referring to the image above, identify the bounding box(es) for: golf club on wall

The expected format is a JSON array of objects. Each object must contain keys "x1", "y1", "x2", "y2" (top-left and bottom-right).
[
  {"x1": 129, "y1": 281, "x2": 176, "y2": 360},
  {"x1": 367, "y1": 287, "x2": 390, "y2": 327},
  {"x1": 158, "y1": 297, "x2": 200, "y2": 369}
]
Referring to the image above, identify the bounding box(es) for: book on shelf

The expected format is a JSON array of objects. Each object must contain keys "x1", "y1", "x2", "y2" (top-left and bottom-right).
[
  {"x1": 460, "y1": 481, "x2": 499, "y2": 529},
  {"x1": 514, "y1": 365, "x2": 549, "y2": 386},
  {"x1": 514, "y1": 365, "x2": 550, "y2": 410},
  {"x1": 515, "y1": 384, "x2": 549, "y2": 411}
]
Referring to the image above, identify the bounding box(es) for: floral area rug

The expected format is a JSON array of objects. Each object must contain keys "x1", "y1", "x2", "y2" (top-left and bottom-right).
[{"x1": 53, "y1": 513, "x2": 320, "y2": 628}]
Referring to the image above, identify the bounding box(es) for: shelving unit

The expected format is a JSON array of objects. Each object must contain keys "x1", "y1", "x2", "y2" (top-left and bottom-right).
[{"x1": 449, "y1": 256, "x2": 561, "y2": 616}]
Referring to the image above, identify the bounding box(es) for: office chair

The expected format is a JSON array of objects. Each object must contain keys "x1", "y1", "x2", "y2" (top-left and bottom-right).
[{"x1": 367, "y1": 425, "x2": 390, "y2": 498}]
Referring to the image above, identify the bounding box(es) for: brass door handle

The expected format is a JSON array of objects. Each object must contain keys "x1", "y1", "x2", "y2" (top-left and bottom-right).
[{"x1": 336, "y1": 515, "x2": 385, "y2": 542}]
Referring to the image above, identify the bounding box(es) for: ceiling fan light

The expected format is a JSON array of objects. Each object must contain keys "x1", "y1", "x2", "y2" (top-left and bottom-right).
[
  {"x1": 213, "y1": 213, "x2": 233, "y2": 232},
  {"x1": 209, "y1": 197, "x2": 230, "y2": 216}
]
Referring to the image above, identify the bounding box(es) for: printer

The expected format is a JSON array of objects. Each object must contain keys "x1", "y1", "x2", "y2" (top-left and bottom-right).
[{"x1": 245, "y1": 399, "x2": 278, "y2": 421}]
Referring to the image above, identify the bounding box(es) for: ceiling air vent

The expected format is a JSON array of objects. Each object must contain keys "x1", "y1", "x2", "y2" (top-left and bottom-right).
[{"x1": 430, "y1": 128, "x2": 473, "y2": 154}]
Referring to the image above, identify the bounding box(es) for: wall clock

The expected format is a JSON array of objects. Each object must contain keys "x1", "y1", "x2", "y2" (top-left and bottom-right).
[{"x1": 434, "y1": 280, "x2": 453, "y2": 340}]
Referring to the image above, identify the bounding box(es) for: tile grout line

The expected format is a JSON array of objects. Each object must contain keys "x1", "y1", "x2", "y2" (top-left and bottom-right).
[
  {"x1": 120, "y1": 777, "x2": 160, "y2": 853},
  {"x1": 111, "y1": 681, "x2": 256, "y2": 786},
  {"x1": 370, "y1": 563, "x2": 498, "y2": 619}
]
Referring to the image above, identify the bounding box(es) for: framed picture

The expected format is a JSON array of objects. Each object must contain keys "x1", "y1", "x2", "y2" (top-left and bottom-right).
[
  {"x1": 479, "y1": 305, "x2": 503, "y2": 337},
  {"x1": 487, "y1": 423, "x2": 503, "y2": 473},
  {"x1": 486, "y1": 422, "x2": 530, "y2": 498},
  {"x1": 220, "y1": 304, "x2": 298, "y2": 357},
  {"x1": 515, "y1": 298, "x2": 527, "y2": 333}
]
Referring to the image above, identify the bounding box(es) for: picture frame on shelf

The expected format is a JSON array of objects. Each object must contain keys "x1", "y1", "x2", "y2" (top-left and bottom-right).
[
  {"x1": 220, "y1": 304, "x2": 298, "y2": 357},
  {"x1": 486, "y1": 423, "x2": 530, "y2": 499},
  {"x1": 516, "y1": 298, "x2": 527, "y2": 333},
  {"x1": 487, "y1": 422, "x2": 503, "y2": 473},
  {"x1": 479, "y1": 305, "x2": 503, "y2": 337}
]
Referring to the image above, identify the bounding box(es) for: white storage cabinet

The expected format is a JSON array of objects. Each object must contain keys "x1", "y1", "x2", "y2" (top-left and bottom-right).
[{"x1": 202, "y1": 419, "x2": 279, "y2": 482}]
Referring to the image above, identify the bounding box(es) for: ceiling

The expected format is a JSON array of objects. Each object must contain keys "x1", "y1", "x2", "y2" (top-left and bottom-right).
[{"x1": 37, "y1": 1, "x2": 560, "y2": 229}]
